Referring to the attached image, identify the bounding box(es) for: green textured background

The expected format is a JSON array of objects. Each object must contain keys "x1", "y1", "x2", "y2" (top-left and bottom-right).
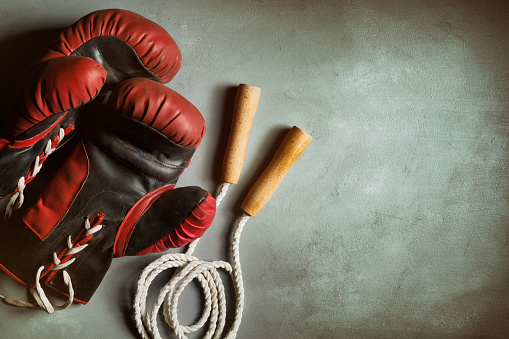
[{"x1": 0, "y1": 0, "x2": 508, "y2": 338}]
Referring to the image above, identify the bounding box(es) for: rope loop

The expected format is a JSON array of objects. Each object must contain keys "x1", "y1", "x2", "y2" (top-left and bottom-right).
[{"x1": 134, "y1": 183, "x2": 251, "y2": 339}]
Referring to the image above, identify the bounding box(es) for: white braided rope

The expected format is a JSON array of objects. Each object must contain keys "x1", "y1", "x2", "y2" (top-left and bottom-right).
[
  {"x1": 134, "y1": 182, "x2": 250, "y2": 339},
  {"x1": 4, "y1": 127, "x2": 65, "y2": 219},
  {"x1": 185, "y1": 182, "x2": 230, "y2": 256},
  {"x1": 214, "y1": 182, "x2": 230, "y2": 208}
]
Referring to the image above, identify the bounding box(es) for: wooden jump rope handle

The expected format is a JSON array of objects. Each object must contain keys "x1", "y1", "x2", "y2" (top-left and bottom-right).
[
  {"x1": 241, "y1": 126, "x2": 312, "y2": 217},
  {"x1": 221, "y1": 84, "x2": 312, "y2": 217},
  {"x1": 221, "y1": 84, "x2": 261, "y2": 184}
]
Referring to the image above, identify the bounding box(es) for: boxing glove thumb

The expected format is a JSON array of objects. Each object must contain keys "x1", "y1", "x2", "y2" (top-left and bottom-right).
[{"x1": 114, "y1": 186, "x2": 216, "y2": 257}]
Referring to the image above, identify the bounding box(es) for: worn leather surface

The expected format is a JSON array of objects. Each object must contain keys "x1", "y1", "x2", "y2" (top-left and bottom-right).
[
  {"x1": 72, "y1": 36, "x2": 160, "y2": 89},
  {"x1": 34, "y1": 9, "x2": 181, "y2": 84},
  {"x1": 124, "y1": 186, "x2": 216, "y2": 255},
  {"x1": 6, "y1": 56, "x2": 106, "y2": 138},
  {"x1": 0, "y1": 9, "x2": 182, "y2": 201},
  {"x1": 0, "y1": 57, "x2": 106, "y2": 199},
  {"x1": 107, "y1": 77, "x2": 206, "y2": 148},
  {"x1": 0, "y1": 79, "x2": 215, "y2": 303}
]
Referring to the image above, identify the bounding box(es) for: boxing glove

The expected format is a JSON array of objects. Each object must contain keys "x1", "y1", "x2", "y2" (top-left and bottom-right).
[
  {"x1": 0, "y1": 78, "x2": 216, "y2": 310},
  {"x1": 0, "y1": 56, "x2": 107, "y2": 218},
  {"x1": 34, "y1": 9, "x2": 181, "y2": 88},
  {"x1": 0, "y1": 9, "x2": 181, "y2": 216}
]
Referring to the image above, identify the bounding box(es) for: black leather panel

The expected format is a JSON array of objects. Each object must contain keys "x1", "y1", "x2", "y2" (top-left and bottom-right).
[
  {"x1": 124, "y1": 186, "x2": 208, "y2": 256},
  {"x1": 91, "y1": 110, "x2": 195, "y2": 184},
  {"x1": 0, "y1": 109, "x2": 79, "y2": 198},
  {"x1": 72, "y1": 36, "x2": 160, "y2": 89},
  {"x1": 12, "y1": 112, "x2": 64, "y2": 142}
]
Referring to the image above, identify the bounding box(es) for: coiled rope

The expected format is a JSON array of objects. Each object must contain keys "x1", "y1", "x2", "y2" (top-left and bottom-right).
[{"x1": 134, "y1": 182, "x2": 251, "y2": 339}]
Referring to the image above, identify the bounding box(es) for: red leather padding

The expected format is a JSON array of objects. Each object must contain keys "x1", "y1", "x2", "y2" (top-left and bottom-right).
[
  {"x1": 9, "y1": 114, "x2": 68, "y2": 149},
  {"x1": 134, "y1": 192, "x2": 216, "y2": 255},
  {"x1": 108, "y1": 78, "x2": 205, "y2": 148},
  {"x1": 0, "y1": 138, "x2": 9, "y2": 151},
  {"x1": 7, "y1": 56, "x2": 106, "y2": 138},
  {"x1": 36, "y1": 9, "x2": 181, "y2": 84},
  {"x1": 23, "y1": 141, "x2": 89, "y2": 241}
]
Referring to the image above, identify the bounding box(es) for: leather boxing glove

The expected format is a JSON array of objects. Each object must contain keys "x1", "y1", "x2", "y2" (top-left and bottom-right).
[
  {"x1": 33, "y1": 8, "x2": 181, "y2": 88},
  {"x1": 0, "y1": 78, "x2": 216, "y2": 311},
  {"x1": 0, "y1": 56, "x2": 107, "y2": 218},
  {"x1": 0, "y1": 9, "x2": 181, "y2": 216}
]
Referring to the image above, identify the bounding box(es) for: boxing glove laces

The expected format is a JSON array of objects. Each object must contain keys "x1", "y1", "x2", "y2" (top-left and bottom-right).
[{"x1": 0, "y1": 78, "x2": 216, "y2": 312}]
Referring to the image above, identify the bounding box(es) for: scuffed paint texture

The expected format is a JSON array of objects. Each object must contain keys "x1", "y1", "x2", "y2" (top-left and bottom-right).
[{"x1": 0, "y1": 1, "x2": 508, "y2": 338}]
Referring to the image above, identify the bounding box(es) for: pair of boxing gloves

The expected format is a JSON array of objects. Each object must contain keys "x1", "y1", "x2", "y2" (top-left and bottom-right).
[{"x1": 0, "y1": 9, "x2": 216, "y2": 306}]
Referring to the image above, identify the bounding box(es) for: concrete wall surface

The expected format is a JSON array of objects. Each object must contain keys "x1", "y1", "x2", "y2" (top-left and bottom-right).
[{"x1": 0, "y1": 1, "x2": 508, "y2": 338}]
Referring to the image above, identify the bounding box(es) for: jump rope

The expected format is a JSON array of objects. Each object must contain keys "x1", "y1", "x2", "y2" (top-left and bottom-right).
[{"x1": 133, "y1": 84, "x2": 312, "y2": 339}]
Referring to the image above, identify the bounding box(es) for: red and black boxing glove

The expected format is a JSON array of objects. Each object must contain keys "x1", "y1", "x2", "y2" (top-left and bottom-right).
[
  {"x1": 0, "y1": 56, "x2": 106, "y2": 218},
  {"x1": 0, "y1": 78, "x2": 216, "y2": 310},
  {"x1": 0, "y1": 9, "x2": 181, "y2": 216},
  {"x1": 34, "y1": 8, "x2": 181, "y2": 88}
]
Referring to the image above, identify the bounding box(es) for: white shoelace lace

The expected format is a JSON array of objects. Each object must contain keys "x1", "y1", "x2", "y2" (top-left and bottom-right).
[
  {"x1": 0, "y1": 218, "x2": 103, "y2": 313},
  {"x1": 4, "y1": 128, "x2": 65, "y2": 220}
]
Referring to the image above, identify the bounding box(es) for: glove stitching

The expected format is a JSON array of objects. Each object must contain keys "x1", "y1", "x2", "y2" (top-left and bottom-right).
[
  {"x1": 97, "y1": 146, "x2": 171, "y2": 184},
  {"x1": 112, "y1": 134, "x2": 187, "y2": 170},
  {"x1": 69, "y1": 190, "x2": 126, "y2": 222},
  {"x1": 94, "y1": 135, "x2": 185, "y2": 184}
]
